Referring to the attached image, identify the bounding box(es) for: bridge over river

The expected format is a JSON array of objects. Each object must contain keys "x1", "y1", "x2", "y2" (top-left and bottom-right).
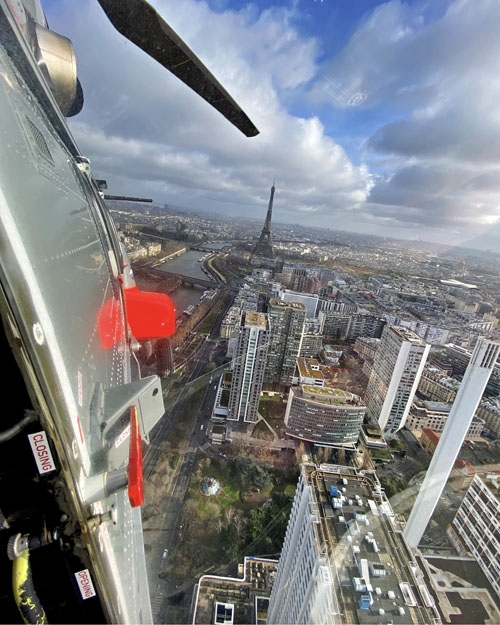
[{"x1": 143, "y1": 267, "x2": 221, "y2": 289}]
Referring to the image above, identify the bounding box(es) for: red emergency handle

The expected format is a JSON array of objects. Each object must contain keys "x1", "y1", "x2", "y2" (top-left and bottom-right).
[
  {"x1": 128, "y1": 405, "x2": 143, "y2": 507},
  {"x1": 123, "y1": 286, "x2": 175, "y2": 340}
]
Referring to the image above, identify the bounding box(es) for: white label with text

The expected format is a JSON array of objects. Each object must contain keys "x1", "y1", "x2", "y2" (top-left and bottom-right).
[
  {"x1": 28, "y1": 431, "x2": 56, "y2": 474},
  {"x1": 75, "y1": 569, "x2": 96, "y2": 599},
  {"x1": 115, "y1": 424, "x2": 130, "y2": 448}
]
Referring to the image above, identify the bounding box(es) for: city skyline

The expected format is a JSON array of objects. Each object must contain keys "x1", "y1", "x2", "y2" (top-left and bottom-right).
[
  {"x1": 45, "y1": 0, "x2": 500, "y2": 249},
  {"x1": 4, "y1": 1, "x2": 500, "y2": 623}
]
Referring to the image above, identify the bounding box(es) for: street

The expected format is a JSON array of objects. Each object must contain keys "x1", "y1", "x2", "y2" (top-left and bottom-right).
[{"x1": 143, "y1": 290, "x2": 235, "y2": 621}]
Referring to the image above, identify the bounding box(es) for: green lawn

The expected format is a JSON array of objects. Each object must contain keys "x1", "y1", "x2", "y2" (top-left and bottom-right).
[
  {"x1": 260, "y1": 393, "x2": 281, "y2": 402},
  {"x1": 252, "y1": 420, "x2": 274, "y2": 441},
  {"x1": 259, "y1": 395, "x2": 286, "y2": 420},
  {"x1": 370, "y1": 448, "x2": 393, "y2": 461},
  {"x1": 389, "y1": 438, "x2": 405, "y2": 450},
  {"x1": 266, "y1": 416, "x2": 284, "y2": 431},
  {"x1": 196, "y1": 312, "x2": 218, "y2": 334},
  {"x1": 188, "y1": 459, "x2": 245, "y2": 514}
]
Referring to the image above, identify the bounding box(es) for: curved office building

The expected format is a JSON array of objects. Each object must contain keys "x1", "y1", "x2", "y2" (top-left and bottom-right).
[{"x1": 285, "y1": 385, "x2": 365, "y2": 446}]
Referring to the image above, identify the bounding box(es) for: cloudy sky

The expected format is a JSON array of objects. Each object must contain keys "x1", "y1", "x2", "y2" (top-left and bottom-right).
[{"x1": 45, "y1": 0, "x2": 500, "y2": 249}]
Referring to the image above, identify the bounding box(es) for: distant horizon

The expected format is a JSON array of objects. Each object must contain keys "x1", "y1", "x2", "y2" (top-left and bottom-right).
[
  {"x1": 48, "y1": 0, "x2": 500, "y2": 251},
  {"x1": 108, "y1": 198, "x2": 500, "y2": 260}
]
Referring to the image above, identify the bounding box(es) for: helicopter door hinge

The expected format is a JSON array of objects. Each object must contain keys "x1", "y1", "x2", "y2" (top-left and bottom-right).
[
  {"x1": 75, "y1": 155, "x2": 91, "y2": 176},
  {"x1": 91, "y1": 375, "x2": 164, "y2": 447},
  {"x1": 82, "y1": 406, "x2": 144, "y2": 508}
]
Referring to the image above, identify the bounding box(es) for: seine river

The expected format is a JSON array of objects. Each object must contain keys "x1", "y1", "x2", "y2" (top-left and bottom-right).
[{"x1": 156, "y1": 247, "x2": 222, "y2": 317}]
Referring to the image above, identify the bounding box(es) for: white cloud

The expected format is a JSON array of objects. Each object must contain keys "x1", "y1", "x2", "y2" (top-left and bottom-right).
[
  {"x1": 313, "y1": 0, "x2": 500, "y2": 245},
  {"x1": 46, "y1": 0, "x2": 500, "y2": 247},
  {"x1": 46, "y1": 0, "x2": 370, "y2": 227}
]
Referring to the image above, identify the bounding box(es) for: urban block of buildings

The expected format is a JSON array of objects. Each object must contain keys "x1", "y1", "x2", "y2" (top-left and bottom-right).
[{"x1": 408, "y1": 399, "x2": 485, "y2": 438}]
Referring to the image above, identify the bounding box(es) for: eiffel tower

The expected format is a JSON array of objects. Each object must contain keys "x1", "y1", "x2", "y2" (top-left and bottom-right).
[{"x1": 251, "y1": 181, "x2": 275, "y2": 260}]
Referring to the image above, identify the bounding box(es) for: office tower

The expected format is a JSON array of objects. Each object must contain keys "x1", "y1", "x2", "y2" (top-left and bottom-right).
[
  {"x1": 447, "y1": 475, "x2": 500, "y2": 600},
  {"x1": 404, "y1": 338, "x2": 500, "y2": 549},
  {"x1": 228, "y1": 312, "x2": 268, "y2": 422},
  {"x1": 265, "y1": 299, "x2": 306, "y2": 385},
  {"x1": 365, "y1": 325, "x2": 430, "y2": 436},
  {"x1": 251, "y1": 181, "x2": 275, "y2": 260},
  {"x1": 285, "y1": 384, "x2": 365, "y2": 446},
  {"x1": 267, "y1": 463, "x2": 438, "y2": 625}
]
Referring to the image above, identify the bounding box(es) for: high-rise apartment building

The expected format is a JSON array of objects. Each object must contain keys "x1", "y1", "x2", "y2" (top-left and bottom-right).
[
  {"x1": 319, "y1": 310, "x2": 385, "y2": 341},
  {"x1": 353, "y1": 337, "x2": 380, "y2": 362},
  {"x1": 228, "y1": 311, "x2": 269, "y2": 422},
  {"x1": 319, "y1": 310, "x2": 351, "y2": 339},
  {"x1": 319, "y1": 297, "x2": 357, "y2": 314},
  {"x1": 267, "y1": 463, "x2": 439, "y2": 625},
  {"x1": 289, "y1": 268, "x2": 307, "y2": 292},
  {"x1": 365, "y1": 325, "x2": 430, "y2": 436},
  {"x1": 265, "y1": 299, "x2": 306, "y2": 385},
  {"x1": 404, "y1": 338, "x2": 500, "y2": 548},
  {"x1": 447, "y1": 474, "x2": 500, "y2": 600},
  {"x1": 346, "y1": 313, "x2": 385, "y2": 342},
  {"x1": 299, "y1": 333, "x2": 323, "y2": 358}
]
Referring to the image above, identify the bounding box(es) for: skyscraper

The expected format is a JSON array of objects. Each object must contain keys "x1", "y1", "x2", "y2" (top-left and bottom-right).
[
  {"x1": 404, "y1": 338, "x2": 500, "y2": 549},
  {"x1": 267, "y1": 463, "x2": 439, "y2": 625},
  {"x1": 251, "y1": 181, "x2": 275, "y2": 260},
  {"x1": 265, "y1": 299, "x2": 306, "y2": 385},
  {"x1": 365, "y1": 325, "x2": 430, "y2": 436},
  {"x1": 228, "y1": 311, "x2": 269, "y2": 423}
]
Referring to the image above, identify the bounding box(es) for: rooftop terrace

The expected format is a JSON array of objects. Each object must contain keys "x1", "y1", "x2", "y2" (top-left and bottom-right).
[
  {"x1": 299, "y1": 385, "x2": 363, "y2": 407},
  {"x1": 244, "y1": 311, "x2": 267, "y2": 329},
  {"x1": 303, "y1": 463, "x2": 439, "y2": 625},
  {"x1": 192, "y1": 558, "x2": 278, "y2": 625}
]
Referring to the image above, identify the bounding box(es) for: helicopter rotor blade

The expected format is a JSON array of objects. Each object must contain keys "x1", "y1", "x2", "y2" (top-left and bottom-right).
[{"x1": 96, "y1": 0, "x2": 259, "y2": 137}]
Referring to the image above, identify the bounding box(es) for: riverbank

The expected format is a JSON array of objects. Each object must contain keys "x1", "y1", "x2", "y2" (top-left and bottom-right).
[
  {"x1": 133, "y1": 265, "x2": 225, "y2": 351},
  {"x1": 204, "y1": 254, "x2": 225, "y2": 283}
]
